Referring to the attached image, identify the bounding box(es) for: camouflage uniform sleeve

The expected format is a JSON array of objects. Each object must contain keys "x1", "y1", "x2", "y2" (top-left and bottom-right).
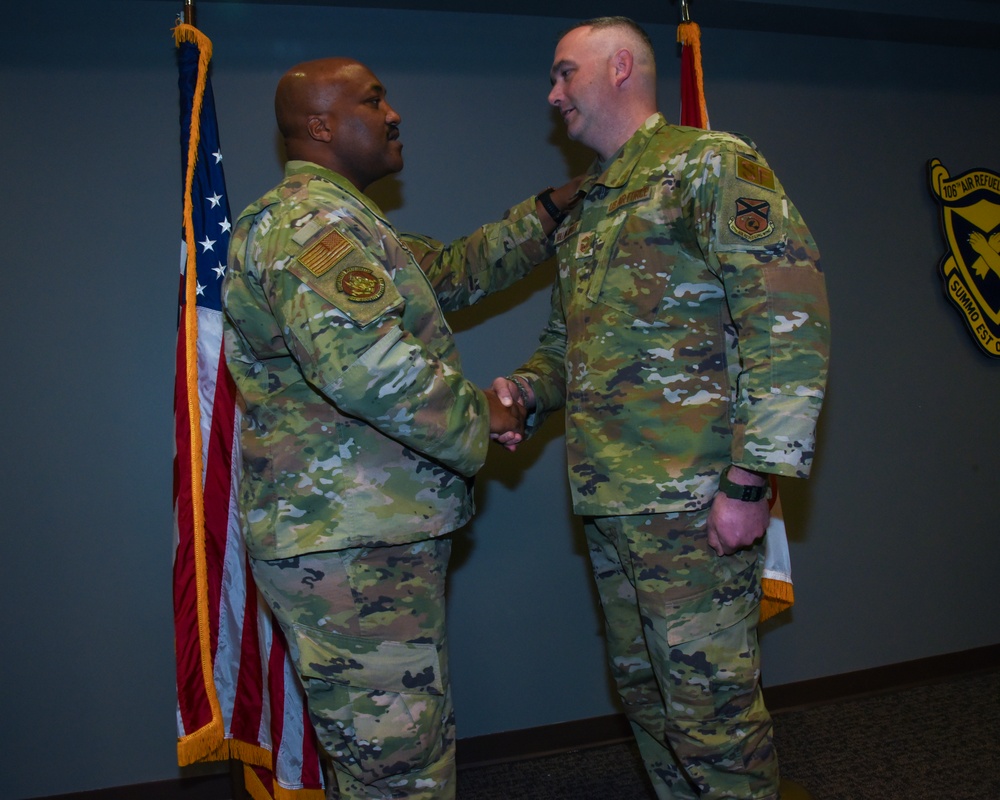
[
  {"x1": 400, "y1": 196, "x2": 555, "y2": 311},
  {"x1": 697, "y1": 139, "x2": 831, "y2": 478},
  {"x1": 258, "y1": 222, "x2": 491, "y2": 477},
  {"x1": 512, "y1": 278, "x2": 568, "y2": 436}
]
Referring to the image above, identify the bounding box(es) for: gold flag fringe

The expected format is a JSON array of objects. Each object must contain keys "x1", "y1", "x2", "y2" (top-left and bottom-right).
[
  {"x1": 244, "y1": 765, "x2": 327, "y2": 800},
  {"x1": 760, "y1": 475, "x2": 794, "y2": 623},
  {"x1": 173, "y1": 20, "x2": 224, "y2": 768},
  {"x1": 760, "y1": 577, "x2": 795, "y2": 623}
]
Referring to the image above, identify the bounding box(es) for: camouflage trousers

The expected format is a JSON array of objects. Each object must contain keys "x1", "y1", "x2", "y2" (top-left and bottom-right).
[
  {"x1": 584, "y1": 510, "x2": 778, "y2": 800},
  {"x1": 250, "y1": 538, "x2": 455, "y2": 800}
]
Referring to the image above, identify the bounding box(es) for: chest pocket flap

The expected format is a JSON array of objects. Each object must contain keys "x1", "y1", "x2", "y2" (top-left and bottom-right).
[{"x1": 585, "y1": 209, "x2": 672, "y2": 324}]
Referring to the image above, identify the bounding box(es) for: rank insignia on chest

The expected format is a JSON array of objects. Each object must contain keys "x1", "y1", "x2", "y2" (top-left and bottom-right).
[
  {"x1": 729, "y1": 197, "x2": 774, "y2": 241},
  {"x1": 338, "y1": 266, "x2": 386, "y2": 303},
  {"x1": 736, "y1": 155, "x2": 776, "y2": 191},
  {"x1": 297, "y1": 229, "x2": 354, "y2": 277},
  {"x1": 576, "y1": 231, "x2": 596, "y2": 259}
]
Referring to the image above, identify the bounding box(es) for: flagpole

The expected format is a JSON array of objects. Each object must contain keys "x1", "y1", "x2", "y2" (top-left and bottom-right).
[
  {"x1": 680, "y1": 0, "x2": 691, "y2": 23},
  {"x1": 183, "y1": 0, "x2": 194, "y2": 26}
]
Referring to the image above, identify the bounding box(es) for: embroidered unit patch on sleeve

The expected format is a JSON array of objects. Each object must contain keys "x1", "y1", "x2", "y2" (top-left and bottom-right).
[
  {"x1": 338, "y1": 266, "x2": 386, "y2": 303},
  {"x1": 736, "y1": 155, "x2": 776, "y2": 191},
  {"x1": 297, "y1": 229, "x2": 354, "y2": 277},
  {"x1": 729, "y1": 197, "x2": 774, "y2": 241}
]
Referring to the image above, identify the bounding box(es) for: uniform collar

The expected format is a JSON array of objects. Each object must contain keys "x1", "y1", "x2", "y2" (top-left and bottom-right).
[
  {"x1": 582, "y1": 112, "x2": 668, "y2": 194},
  {"x1": 284, "y1": 160, "x2": 390, "y2": 221}
]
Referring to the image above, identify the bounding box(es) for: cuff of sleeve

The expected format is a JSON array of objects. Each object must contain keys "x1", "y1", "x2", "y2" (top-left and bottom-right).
[
  {"x1": 732, "y1": 392, "x2": 824, "y2": 478},
  {"x1": 513, "y1": 370, "x2": 557, "y2": 436}
]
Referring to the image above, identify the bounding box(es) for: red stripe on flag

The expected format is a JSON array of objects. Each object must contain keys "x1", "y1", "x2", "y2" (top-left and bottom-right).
[
  {"x1": 268, "y1": 628, "x2": 289, "y2": 766},
  {"x1": 203, "y1": 354, "x2": 237, "y2": 658},
  {"x1": 232, "y1": 554, "x2": 266, "y2": 744},
  {"x1": 173, "y1": 311, "x2": 214, "y2": 736},
  {"x1": 299, "y1": 673, "x2": 323, "y2": 788}
]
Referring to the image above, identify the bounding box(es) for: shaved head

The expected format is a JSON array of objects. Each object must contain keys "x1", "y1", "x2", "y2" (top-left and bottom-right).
[
  {"x1": 273, "y1": 57, "x2": 403, "y2": 191},
  {"x1": 275, "y1": 58, "x2": 360, "y2": 141}
]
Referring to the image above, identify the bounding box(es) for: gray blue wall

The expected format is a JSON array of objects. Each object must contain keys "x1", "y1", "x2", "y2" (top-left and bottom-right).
[{"x1": 3, "y1": 1, "x2": 998, "y2": 797}]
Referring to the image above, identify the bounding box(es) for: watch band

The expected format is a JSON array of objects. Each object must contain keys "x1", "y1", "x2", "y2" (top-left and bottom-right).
[
  {"x1": 505, "y1": 374, "x2": 530, "y2": 406},
  {"x1": 718, "y1": 465, "x2": 769, "y2": 502},
  {"x1": 537, "y1": 187, "x2": 567, "y2": 224}
]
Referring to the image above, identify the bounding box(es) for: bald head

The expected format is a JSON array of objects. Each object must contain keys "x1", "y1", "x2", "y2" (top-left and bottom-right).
[
  {"x1": 273, "y1": 57, "x2": 403, "y2": 191},
  {"x1": 275, "y1": 58, "x2": 355, "y2": 142}
]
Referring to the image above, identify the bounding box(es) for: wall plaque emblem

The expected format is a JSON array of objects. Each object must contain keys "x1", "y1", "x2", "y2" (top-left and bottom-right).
[{"x1": 929, "y1": 159, "x2": 1000, "y2": 357}]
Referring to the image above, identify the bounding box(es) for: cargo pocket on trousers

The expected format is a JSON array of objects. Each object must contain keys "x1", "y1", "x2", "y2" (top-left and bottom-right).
[
  {"x1": 651, "y1": 560, "x2": 762, "y2": 721},
  {"x1": 291, "y1": 623, "x2": 448, "y2": 782}
]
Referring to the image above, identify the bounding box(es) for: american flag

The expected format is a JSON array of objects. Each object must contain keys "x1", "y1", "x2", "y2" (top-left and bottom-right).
[{"x1": 172, "y1": 22, "x2": 324, "y2": 799}]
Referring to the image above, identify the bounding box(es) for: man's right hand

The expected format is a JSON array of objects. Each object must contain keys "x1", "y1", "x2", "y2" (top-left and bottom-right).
[{"x1": 484, "y1": 387, "x2": 526, "y2": 450}]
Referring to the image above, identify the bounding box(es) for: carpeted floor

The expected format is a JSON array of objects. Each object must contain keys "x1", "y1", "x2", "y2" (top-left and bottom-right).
[{"x1": 456, "y1": 669, "x2": 1000, "y2": 799}]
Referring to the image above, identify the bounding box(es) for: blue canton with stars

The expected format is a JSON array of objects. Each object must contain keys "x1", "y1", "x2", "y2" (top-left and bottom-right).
[{"x1": 178, "y1": 39, "x2": 232, "y2": 316}]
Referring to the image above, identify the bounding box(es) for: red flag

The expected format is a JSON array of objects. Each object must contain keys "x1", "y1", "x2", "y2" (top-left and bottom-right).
[
  {"x1": 677, "y1": 20, "x2": 710, "y2": 129},
  {"x1": 678, "y1": 18, "x2": 794, "y2": 620},
  {"x1": 173, "y1": 22, "x2": 323, "y2": 799}
]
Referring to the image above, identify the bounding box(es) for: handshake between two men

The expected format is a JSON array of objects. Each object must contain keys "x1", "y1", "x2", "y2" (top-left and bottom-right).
[{"x1": 485, "y1": 376, "x2": 534, "y2": 452}]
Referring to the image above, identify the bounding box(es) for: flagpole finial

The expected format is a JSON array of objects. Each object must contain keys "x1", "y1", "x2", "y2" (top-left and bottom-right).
[
  {"x1": 680, "y1": 0, "x2": 691, "y2": 23},
  {"x1": 183, "y1": 0, "x2": 195, "y2": 26}
]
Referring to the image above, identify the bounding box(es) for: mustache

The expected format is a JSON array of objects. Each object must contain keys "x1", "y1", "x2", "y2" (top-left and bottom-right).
[{"x1": 387, "y1": 123, "x2": 400, "y2": 140}]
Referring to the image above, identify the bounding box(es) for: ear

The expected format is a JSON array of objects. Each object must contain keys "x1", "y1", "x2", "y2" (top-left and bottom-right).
[
  {"x1": 306, "y1": 114, "x2": 333, "y2": 143},
  {"x1": 612, "y1": 48, "x2": 634, "y2": 88}
]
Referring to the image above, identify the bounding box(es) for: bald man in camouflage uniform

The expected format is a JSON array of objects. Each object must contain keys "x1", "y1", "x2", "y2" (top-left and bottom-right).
[
  {"x1": 494, "y1": 18, "x2": 830, "y2": 800},
  {"x1": 223, "y1": 57, "x2": 579, "y2": 799}
]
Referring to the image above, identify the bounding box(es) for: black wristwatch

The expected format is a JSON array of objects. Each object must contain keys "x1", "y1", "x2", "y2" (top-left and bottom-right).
[
  {"x1": 537, "y1": 187, "x2": 567, "y2": 224},
  {"x1": 717, "y1": 465, "x2": 769, "y2": 502}
]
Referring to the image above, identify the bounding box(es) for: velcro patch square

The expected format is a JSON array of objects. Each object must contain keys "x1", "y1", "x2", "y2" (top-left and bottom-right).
[{"x1": 736, "y1": 155, "x2": 776, "y2": 191}]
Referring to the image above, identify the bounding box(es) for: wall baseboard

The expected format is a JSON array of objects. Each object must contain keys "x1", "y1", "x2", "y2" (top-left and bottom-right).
[
  {"x1": 35, "y1": 643, "x2": 999, "y2": 799},
  {"x1": 761, "y1": 641, "x2": 1000, "y2": 713},
  {"x1": 455, "y1": 642, "x2": 1000, "y2": 769}
]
